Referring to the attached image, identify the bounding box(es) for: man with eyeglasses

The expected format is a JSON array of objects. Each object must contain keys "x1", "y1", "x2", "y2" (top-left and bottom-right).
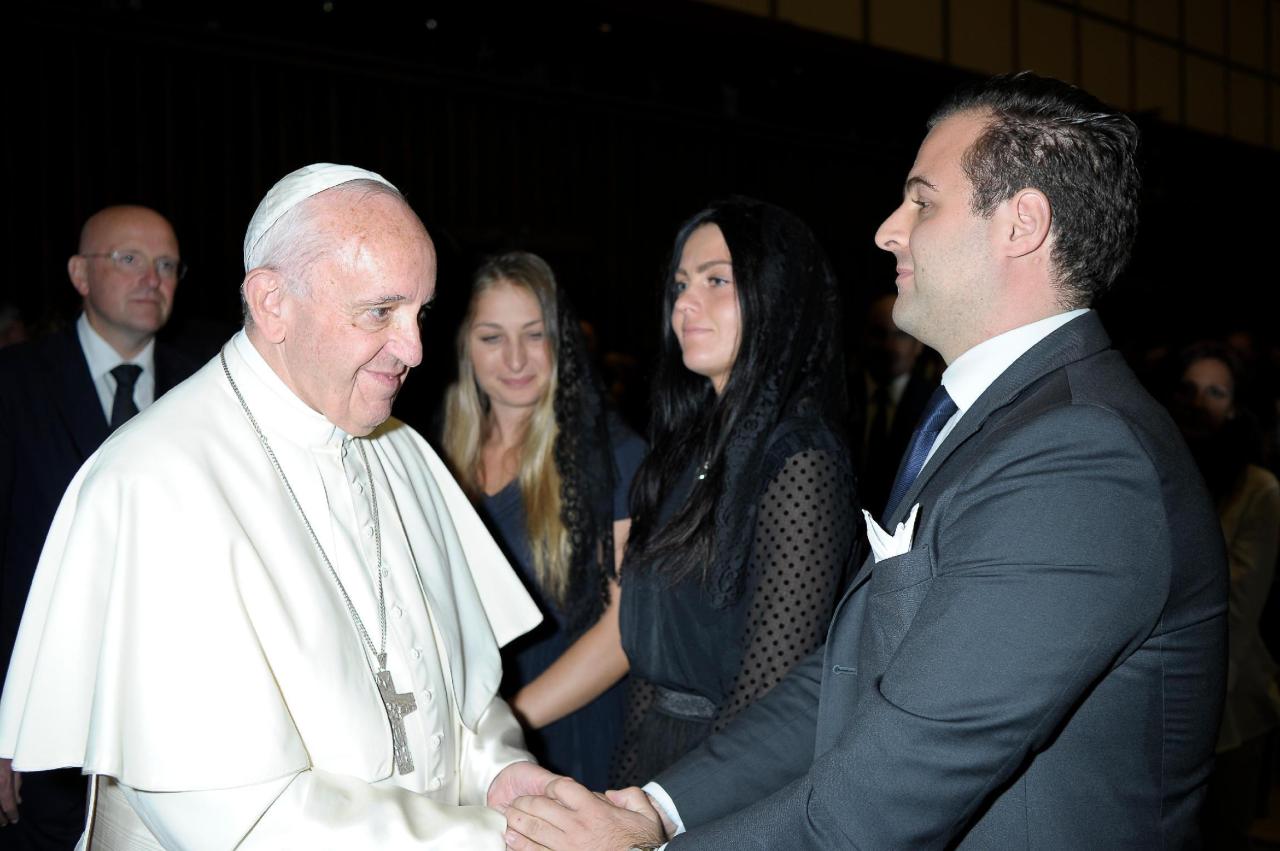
[{"x1": 0, "y1": 205, "x2": 197, "y2": 849}]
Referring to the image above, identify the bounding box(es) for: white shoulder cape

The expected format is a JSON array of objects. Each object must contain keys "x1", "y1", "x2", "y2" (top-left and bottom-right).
[{"x1": 0, "y1": 339, "x2": 540, "y2": 792}]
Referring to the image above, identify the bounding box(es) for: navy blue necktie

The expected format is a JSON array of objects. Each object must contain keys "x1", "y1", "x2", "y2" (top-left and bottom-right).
[
  {"x1": 109, "y1": 364, "x2": 143, "y2": 431},
  {"x1": 882, "y1": 385, "x2": 957, "y2": 524}
]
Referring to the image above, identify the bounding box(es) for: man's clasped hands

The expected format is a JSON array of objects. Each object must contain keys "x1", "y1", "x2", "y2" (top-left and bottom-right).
[{"x1": 489, "y1": 761, "x2": 675, "y2": 851}]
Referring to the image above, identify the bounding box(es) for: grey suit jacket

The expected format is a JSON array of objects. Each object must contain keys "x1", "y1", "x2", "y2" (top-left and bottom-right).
[{"x1": 659, "y1": 312, "x2": 1227, "y2": 849}]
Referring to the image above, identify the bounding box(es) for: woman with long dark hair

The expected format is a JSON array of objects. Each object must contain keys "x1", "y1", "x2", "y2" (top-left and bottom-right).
[
  {"x1": 613, "y1": 198, "x2": 860, "y2": 784},
  {"x1": 442, "y1": 252, "x2": 644, "y2": 789}
]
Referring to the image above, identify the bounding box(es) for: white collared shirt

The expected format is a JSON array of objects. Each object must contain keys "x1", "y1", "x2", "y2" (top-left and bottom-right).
[
  {"x1": 76, "y1": 313, "x2": 157, "y2": 422},
  {"x1": 642, "y1": 308, "x2": 1092, "y2": 847},
  {"x1": 924, "y1": 308, "x2": 1090, "y2": 467}
]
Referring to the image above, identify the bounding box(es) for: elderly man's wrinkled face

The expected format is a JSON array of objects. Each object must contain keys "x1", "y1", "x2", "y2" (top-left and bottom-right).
[{"x1": 278, "y1": 191, "x2": 434, "y2": 436}]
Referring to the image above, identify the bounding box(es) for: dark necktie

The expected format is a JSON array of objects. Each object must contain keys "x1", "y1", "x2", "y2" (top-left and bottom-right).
[
  {"x1": 109, "y1": 364, "x2": 143, "y2": 431},
  {"x1": 882, "y1": 385, "x2": 957, "y2": 524}
]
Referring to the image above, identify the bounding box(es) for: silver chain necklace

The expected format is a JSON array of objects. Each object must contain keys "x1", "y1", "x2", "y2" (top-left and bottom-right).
[{"x1": 220, "y1": 348, "x2": 418, "y2": 775}]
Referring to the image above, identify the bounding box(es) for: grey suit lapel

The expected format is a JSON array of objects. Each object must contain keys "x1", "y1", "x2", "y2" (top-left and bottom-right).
[{"x1": 845, "y1": 312, "x2": 1111, "y2": 594}]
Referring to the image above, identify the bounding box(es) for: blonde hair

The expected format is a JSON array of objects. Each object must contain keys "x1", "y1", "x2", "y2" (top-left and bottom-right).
[{"x1": 443, "y1": 252, "x2": 571, "y2": 604}]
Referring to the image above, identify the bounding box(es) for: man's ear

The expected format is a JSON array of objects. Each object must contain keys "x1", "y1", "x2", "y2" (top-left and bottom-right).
[
  {"x1": 243, "y1": 268, "x2": 289, "y2": 343},
  {"x1": 67, "y1": 255, "x2": 90, "y2": 298},
  {"x1": 1003, "y1": 188, "x2": 1052, "y2": 259}
]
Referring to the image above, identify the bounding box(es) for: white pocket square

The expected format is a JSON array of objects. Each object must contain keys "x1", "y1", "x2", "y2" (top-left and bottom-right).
[{"x1": 863, "y1": 504, "x2": 920, "y2": 563}]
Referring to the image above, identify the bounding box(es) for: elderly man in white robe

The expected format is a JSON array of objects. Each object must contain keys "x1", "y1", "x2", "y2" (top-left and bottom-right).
[{"x1": 0, "y1": 164, "x2": 558, "y2": 849}]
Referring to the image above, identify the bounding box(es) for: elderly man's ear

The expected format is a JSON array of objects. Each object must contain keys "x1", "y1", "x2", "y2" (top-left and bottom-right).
[{"x1": 243, "y1": 269, "x2": 289, "y2": 342}]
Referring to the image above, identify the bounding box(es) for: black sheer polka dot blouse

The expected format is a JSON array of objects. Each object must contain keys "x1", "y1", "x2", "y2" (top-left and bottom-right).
[{"x1": 613, "y1": 417, "x2": 859, "y2": 787}]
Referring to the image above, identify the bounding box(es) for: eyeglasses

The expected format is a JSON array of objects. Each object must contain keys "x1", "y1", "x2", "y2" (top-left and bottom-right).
[{"x1": 81, "y1": 250, "x2": 188, "y2": 282}]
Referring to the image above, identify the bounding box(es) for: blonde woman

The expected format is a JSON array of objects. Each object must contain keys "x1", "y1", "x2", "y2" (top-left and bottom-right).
[{"x1": 443, "y1": 252, "x2": 644, "y2": 788}]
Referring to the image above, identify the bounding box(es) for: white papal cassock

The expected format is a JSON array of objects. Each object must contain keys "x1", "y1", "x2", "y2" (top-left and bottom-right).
[{"x1": 0, "y1": 330, "x2": 542, "y2": 849}]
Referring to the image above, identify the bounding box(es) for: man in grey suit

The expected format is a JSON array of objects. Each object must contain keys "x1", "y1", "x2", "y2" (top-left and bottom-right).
[{"x1": 503, "y1": 72, "x2": 1227, "y2": 850}]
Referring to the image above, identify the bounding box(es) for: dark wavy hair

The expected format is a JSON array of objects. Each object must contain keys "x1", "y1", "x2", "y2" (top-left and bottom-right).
[
  {"x1": 624, "y1": 197, "x2": 847, "y2": 590},
  {"x1": 930, "y1": 71, "x2": 1141, "y2": 307}
]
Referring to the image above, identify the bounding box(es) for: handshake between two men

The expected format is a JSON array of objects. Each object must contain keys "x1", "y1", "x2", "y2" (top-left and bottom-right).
[{"x1": 490, "y1": 762, "x2": 673, "y2": 851}]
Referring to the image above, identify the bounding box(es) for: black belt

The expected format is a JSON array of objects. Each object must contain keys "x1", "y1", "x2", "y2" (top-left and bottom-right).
[{"x1": 653, "y1": 685, "x2": 716, "y2": 721}]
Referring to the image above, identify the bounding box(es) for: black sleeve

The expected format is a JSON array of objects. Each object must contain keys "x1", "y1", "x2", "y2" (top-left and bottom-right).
[{"x1": 713, "y1": 446, "x2": 856, "y2": 732}]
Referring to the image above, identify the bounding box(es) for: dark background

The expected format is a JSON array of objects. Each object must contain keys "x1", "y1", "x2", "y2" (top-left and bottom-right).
[{"x1": 3, "y1": 0, "x2": 1275, "y2": 424}]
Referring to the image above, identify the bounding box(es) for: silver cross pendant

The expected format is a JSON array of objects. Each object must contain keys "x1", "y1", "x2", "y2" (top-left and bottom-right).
[{"x1": 374, "y1": 655, "x2": 418, "y2": 775}]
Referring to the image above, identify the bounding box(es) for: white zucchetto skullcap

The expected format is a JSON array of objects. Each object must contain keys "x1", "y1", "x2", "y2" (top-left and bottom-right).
[{"x1": 243, "y1": 163, "x2": 399, "y2": 271}]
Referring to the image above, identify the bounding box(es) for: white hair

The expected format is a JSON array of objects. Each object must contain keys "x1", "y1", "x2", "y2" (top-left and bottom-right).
[{"x1": 240, "y1": 178, "x2": 406, "y2": 324}]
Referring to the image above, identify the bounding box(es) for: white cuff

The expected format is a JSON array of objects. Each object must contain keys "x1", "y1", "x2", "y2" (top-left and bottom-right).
[{"x1": 642, "y1": 780, "x2": 685, "y2": 838}]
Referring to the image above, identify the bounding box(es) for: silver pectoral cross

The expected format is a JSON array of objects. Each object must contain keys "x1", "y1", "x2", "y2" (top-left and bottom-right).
[{"x1": 375, "y1": 655, "x2": 418, "y2": 775}]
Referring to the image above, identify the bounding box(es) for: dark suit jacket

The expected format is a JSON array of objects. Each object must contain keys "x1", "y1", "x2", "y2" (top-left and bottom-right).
[
  {"x1": 659, "y1": 312, "x2": 1228, "y2": 849},
  {"x1": 0, "y1": 325, "x2": 198, "y2": 686}
]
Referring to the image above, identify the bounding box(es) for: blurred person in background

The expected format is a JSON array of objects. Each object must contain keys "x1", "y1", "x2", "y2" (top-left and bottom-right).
[
  {"x1": 849, "y1": 292, "x2": 938, "y2": 518},
  {"x1": 0, "y1": 304, "x2": 28, "y2": 349},
  {"x1": 1175, "y1": 342, "x2": 1280, "y2": 850},
  {"x1": 0, "y1": 205, "x2": 196, "y2": 849}
]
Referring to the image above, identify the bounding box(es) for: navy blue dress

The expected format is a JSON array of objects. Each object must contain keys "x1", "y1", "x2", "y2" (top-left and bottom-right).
[{"x1": 482, "y1": 420, "x2": 645, "y2": 789}]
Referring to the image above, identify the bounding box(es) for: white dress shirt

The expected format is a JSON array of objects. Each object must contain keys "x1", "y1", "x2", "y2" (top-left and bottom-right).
[
  {"x1": 76, "y1": 313, "x2": 157, "y2": 421},
  {"x1": 644, "y1": 308, "x2": 1091, "y2": 845},
  {"x1": 924, "y1": 308, "x2": 1089, "y2": 467}
]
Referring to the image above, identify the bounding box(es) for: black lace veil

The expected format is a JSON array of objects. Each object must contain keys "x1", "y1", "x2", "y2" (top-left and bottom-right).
[
  {"x1": 552, "y1": 290, "x2": 619, "y2": 637},
  {"x1": 625, "y1": 197, "x2": 849, "y2": 607}
]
